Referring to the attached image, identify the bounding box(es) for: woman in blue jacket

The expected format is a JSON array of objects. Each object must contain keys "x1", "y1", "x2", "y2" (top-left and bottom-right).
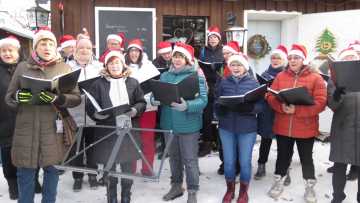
[
  {"x1": 254, "y1": 45, "x2": 290, "y2": 181},
  {"x1": 215, "y1": 54, "x2": 263, "y2": 203},
  {"x1": 153, "y1": 42, "x2": 208, "y2": 203}
]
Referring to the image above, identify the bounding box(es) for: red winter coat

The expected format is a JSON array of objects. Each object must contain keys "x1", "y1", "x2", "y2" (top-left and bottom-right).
[{"x1": 266, "y1": 66, "x2": 327, "y2": 138}]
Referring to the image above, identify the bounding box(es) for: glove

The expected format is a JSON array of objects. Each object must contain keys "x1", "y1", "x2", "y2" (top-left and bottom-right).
[
  {"x1": 39, "y1": 91, "x2": 57, "y2": 103},
  {"x1": 125, "y1": 107, "x2": 137, "y2": 118},
  {"x1": 93, "y1": 112, "x2": 110, "y2": 120},
  {"x1": 333, "y1": 87, "x2": 346, "y2": 102},
  {"x1": 16, "y1": 89, "x2": 32, "y2": 104},
  {"x1": 39, "y1": 91, "x2": 65, "y2": 105},
  {"x1": 150, "y1": 94, "x2": 161, "y2": 106},
  {"x1": 171, "y1": 98, "x2": 188, "y2": 111}
]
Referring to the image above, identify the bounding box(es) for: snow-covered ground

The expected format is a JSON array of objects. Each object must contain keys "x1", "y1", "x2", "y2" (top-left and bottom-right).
[{"x1": 0, "y1": 140, "x2": 357, "y2": 203}]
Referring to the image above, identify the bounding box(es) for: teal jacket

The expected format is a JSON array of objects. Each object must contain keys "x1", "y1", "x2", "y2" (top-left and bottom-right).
[{"x1": 159, "y1": 65, "x2": 208, "y2": 134}]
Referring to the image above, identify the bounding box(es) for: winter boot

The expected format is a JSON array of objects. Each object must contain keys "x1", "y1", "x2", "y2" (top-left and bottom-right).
[
  {"x1": 89, "y1": 175, "x2": 99, "y2": 190},
  {"x1": 73, "y1": 178, "x2": 83, "y2": 192},
  {"x1": 120, "y1": 178, "x2": 132, "y2": 203},
  {"x1": 254, "y1": 164, "x2": 266, "y2": 180},
  {"x1": 268, "y1": 175, "x2": 286, "y2": 199},
  {"x1": 222, "y1": 181, "x2": 235, "y2": 203},
  {"x1": 198, "y1": 141, "x2": 212, "y2": 157},
  {"x1": 35, "y1": 179, "x2": 42, "y2": 194},
  {"x1": 107, "y1": 178, "x2": 118, "y2": 203},
  {"x1": 162, "y1": 183, "x2": 184, "y2": 201},
  {"x1": 284, "y1": 169, "x2": 291, "y2": 186},
  {"x1": 237, "y1": 182, "x2": 249, "y2": 203},
  {"x1": 304, "y1": 179, "x2": 317, "y2": 203},
  {"x1": 187, "y1": 190, "x2": 197, "y2": 203},
  {"x1": 346, "y1": 166, "x2": 358, "y2": 181},
  {"x1": 8, "y1": 179, "x2": 18, "y2": 200}
]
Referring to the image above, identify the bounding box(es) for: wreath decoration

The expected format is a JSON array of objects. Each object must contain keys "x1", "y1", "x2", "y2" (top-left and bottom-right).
[{"x1": 247, "y1": 34, "x2": 271, "y2": 59}]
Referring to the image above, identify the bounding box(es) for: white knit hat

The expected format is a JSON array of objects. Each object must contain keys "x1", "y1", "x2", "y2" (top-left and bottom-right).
[
  {"x1": 227, "y1": 54, "x2": 249, "y2": 71},
  {"x1": 33, "y1": 27, "x2": 57, "y2": 50},
  {"x1": 0, "y1": 35, "x2": 20, "y2": 49}
]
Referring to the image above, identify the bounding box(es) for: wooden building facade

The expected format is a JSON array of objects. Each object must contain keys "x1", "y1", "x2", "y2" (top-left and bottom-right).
[{"x1": 50, "y1": 0, "x2": 360, "y2": 49}]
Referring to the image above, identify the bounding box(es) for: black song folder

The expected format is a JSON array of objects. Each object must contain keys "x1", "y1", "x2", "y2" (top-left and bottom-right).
[
  {"x1": 256, "y1": 73, "x2": 274, "y2": 86},
  {"x1": 83, "y1": 89, "x2": 131, "y2": 116},
  {"x1": 198, "y1": 60, "x2": 224, "y2": 78},
  {"x1": 150, "y1": 72, "x2": 200, "y2": 105},
  {"x1": 268, "y1": 86, "x2": 314, "y2": 105},
  {"x1": 218, "y1": 84, "x2": 267, "y2": 108},
  {"x1": 21, "y1": 69, "x2": 81, "y2": 93},
  {"x1": 78, "y1": 76, "x2": 101, "y2": 93},
  {"x1": 329, "y1": 59, "x2": 360, "y2": 92}
]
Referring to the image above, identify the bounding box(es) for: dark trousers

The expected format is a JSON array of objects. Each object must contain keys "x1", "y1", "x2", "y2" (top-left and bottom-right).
[
  {"x1": 332, "y1": 162, "x2": 360, "y2": 202},
  {"x1": 200, "y1": 99, "x2": 215, "y2": 143},
  {"x1": 108, "y1": 162, "x2": 133, "y2": 202},
  {"x1": 257, "y1": 137, "x2": 273, "y2": 164},
  {"x1": 275, "y1": 135, "x2": 315, "y2": 179},
  {"x1": 70, "y1": 127, "x2": 96, "y2": 180},
  {"x1": 1, "y1": 146, "x2": 17, "y2": 181}
]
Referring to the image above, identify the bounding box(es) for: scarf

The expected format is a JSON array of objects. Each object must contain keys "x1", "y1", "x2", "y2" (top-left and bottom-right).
[
  {"x1": 108, "y1": 77, "x2": 129, "y2": 107},
  {"x1": 31, "y1": 51, "x2": 60, "y2": 67},
  {"x1": 267, "y1": 65, "x2": 283, "y2": 77},
  {"x1": 107, "y1": 77, "x2": 131, "y2": 128}
]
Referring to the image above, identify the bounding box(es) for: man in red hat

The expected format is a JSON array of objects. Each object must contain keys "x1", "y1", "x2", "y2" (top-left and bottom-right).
[
  {"x1": 59, "y1": 34, "x2": 76, "y2": 62},
  {"x1": 198, "y1": 25, "x2": 224, "y2": 157},
  {"x1": 106, "y1": 32, "x2": 125, "y2": 51},
  {"x1": 153, "y1": 41, "x2": 173, "y2": 73}
]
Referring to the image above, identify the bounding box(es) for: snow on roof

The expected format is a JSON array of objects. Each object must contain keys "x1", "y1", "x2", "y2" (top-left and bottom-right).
[{"x1": 0, "y1": 11, "x2": 33, "y2": 39}]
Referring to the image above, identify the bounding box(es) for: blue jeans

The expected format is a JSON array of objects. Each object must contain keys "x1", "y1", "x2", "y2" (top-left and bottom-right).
[
  {"x1": 17, "y1": 166, "x2": 59, "y2": 203},
  {"x1": 219, "y1": 129, "x2": 256, "y2": 183}
]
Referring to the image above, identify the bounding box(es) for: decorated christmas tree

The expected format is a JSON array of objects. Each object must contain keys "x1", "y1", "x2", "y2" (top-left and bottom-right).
[{"x1": 316, "y1": 28, "x2": 336, "y2": 56}]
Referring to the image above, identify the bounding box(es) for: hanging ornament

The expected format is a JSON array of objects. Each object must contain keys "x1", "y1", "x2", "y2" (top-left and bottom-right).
[{"x1": 247, "y1": 34, "x2": 271, "y2": 59}]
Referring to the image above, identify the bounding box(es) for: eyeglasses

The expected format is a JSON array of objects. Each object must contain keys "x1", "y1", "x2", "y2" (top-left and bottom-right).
[{"x1": 287, "y1": 55, "x2": 302, "y2": 61}]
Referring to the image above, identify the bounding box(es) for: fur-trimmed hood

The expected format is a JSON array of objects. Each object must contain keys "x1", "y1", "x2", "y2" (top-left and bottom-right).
[{"x1": 100, "y1": 66, "x2": 132, "y2": 79}]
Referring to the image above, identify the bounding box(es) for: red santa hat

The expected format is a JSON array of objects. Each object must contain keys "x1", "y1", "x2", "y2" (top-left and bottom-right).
[
  {"x1": 127, "y1": 38, "x2": 143, "y2": 51},
  {"x1": 172, "y1": 42, "x2": 194, "y2": 64},
  {"x1": 288, "y1": 44, "x2": 308, "y2": 64},
  {"x1": 33, "y1": 27, "x2": 57, "y2": 50},
  {"x1": 106, "y1": 32, "x2": 126, "y2": 50},
  {"x1": 59, "y1": 34, "x2": 76, "y2": 50},
  {"x1": 0, "y1": 35, "x2": 20, "y2": 49},
  {"x1": 338, "y1": 47, "x2": 359, "y2": 60},
  {"x1": 222, "y1": 41, "x2": 240, "y2": 54},
  {"x1": 157, "y1": 41, "x2": 172, "y2": 54},
  {"x1": 271, "y1": 45, "x2": 288, "y2": 61},
  {"x1": 227, "y1": 53, "x2": 249, "y2": 71},
  {"x1": 348, "y1": 40, "x2": 360, "y2": 52},
  {"x1": 207, "y1": 26, "x2": 221, "y2": 40},
  {"x1": 103, "y1": 49, "x2": 125, "y2": 65}
]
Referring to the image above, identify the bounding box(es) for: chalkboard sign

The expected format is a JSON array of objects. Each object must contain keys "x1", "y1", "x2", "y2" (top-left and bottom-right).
[{"x1": 95, "y1": 7, "x2": 156, "y2": 60}]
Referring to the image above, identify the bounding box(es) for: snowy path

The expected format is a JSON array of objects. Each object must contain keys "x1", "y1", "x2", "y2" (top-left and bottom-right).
[{"x1": 0, "y1": 140, "x2": 357, "y2": 203}]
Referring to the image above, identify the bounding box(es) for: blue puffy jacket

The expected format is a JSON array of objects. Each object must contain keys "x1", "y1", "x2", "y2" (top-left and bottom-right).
[
  {"x1": 159, "y1": 65, "x2": 208, "y2": 134},
  {"x1": 215, "y1": 73, "x2": 263, "y2": 134},
  {"x1": 257, "y1": 65, "x2": 283, "y2": 138}
]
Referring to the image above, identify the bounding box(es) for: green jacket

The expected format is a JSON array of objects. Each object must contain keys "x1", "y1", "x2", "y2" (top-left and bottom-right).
[{"x1": 160, "y1": 65, "x2": 208, "y2": 134}]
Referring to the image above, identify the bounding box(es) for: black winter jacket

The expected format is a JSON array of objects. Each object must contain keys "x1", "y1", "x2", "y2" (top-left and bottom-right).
[
  {"x1": 86, "y1": 76, "x2": 146, "y2": 163},
  {"x1": 0, "y1": 60, "x2": 18, "y2": 146}
]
